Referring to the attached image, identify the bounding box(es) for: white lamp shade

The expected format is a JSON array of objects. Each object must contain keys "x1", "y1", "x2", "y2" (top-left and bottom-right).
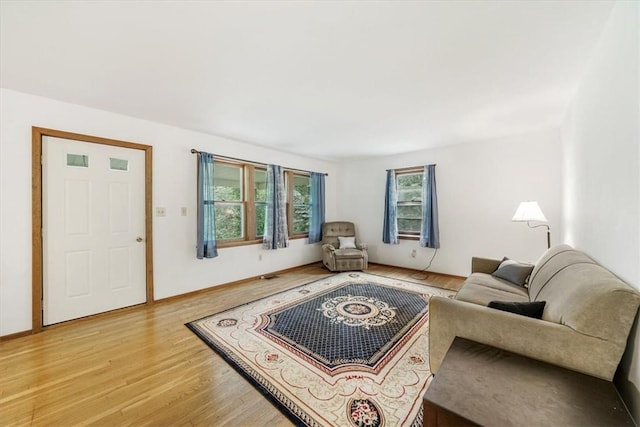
[{"x1": 512, "y1": 201, "x2": 547, "y2": 222}]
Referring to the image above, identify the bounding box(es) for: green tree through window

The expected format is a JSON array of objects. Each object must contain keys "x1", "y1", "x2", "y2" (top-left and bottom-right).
[
  {"x1": 255, "y1": 168, "x2": 267, "y2": 237},
  {"x1": 396, "y1": 171, "x2": 423, "y2": 235},
  {"x1": 209, "y1": 161, "x2": 311, "y2": 246},
  {"x1": 213, "y1": 163, "x2": 243, "y2": 240},
  {"x1": 292, "y1": 174, "x2": 310, "y2": 234}
]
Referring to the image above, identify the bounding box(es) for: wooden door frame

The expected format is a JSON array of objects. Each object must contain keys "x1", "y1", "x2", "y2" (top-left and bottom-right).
[{"x1": 32, "y1": 127, "x2": 154, "y2": 333}]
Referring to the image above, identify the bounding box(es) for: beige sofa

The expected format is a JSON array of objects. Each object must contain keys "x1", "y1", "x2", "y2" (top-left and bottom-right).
[{"x1": 429, "y1": 244, "x2": 640, "y2": 380}]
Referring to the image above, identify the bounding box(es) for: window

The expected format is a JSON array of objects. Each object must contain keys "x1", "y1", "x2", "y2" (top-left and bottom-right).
[
  {"x1": 214, "y1": 163, "x2": 244, "y2": 241},
  {"x1": 289, "y1": 173, "x2": 310, "y2": 235},
  {"x1": 212, "y1": 160, "x2": 309, "y2": 247},
  {"x1": 396, "y1": 168, "x2": 424, "y2": 238},
  {"x1": 254, "y1": 168, "x2": 267, "y2": 237},
  {"x1": 110, "y1": 158, "x2": 129, "y2": 171},
  {"x1": 67, "y1": 153, "x2": 88, "y2": 167}
]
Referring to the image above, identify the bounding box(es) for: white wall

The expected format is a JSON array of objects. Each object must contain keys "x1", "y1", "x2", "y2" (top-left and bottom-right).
[
  {"x1": 337, "y1": 129, "x2": 563, "y2": 277},
  {"x1": 0, "y1": 89, "x2": 337, "y2": 336},
  {"x1": 561, "y1": 0, "x2": 639, "y2": 420}
]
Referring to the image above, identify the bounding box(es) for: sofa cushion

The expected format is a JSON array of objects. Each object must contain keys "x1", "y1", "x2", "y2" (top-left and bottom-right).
[
  {"x1": 488, "y1": 300, "x2": 546, "y2": 319},
  {"x1": 456, "y1": 282, "x2": 529, "y2": 306},
  {"x1": 465, "y1": 273, "x2": 530, "y2": 297},
  {"x1": 491, "y1": 258, "x2": 534, "y2": 286}
]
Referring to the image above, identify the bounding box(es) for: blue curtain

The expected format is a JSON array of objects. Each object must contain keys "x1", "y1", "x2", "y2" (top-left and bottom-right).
[
  {"x1": 263, "y1": 164, "x2": 289, "y2": 249},
  {"x1": 196, "y1": 152, "x2": 218, "y2": 259},
  {"x1": 382, "y1": 169, "x2": 399, "y2": 244},
  {"x1": 419, "y1": 164, "x2": 440, "y2": 248},
  {"x1": 308, "y1": 172, "x2": 325, "y2": 243}
]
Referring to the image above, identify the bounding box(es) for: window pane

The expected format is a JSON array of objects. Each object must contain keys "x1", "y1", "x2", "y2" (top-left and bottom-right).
[
  {"x1": 397, "y1": 204, "x2": 423, "y2": 219},
  {"x1": 293, "y1": 204, "x2": 310, "y2": 233},
  {"x1": 398, "y1": 218, "x2": 422, "y2": 233},
  {"x1": 255, "y1": 202, "x2": 266, "y2": 237},
  {"x1": 109, "y1": 158, "x2": 129, "y2": 171},
  {"x1": 214, "y1": 163, "x2": 242, "y2": 202},
  {"x1": 293, "y1": 175, "x2": 310, "y2": 204},
  {"x1": 214, "y1": 203, "x2": 243, "y2": 240},
  {"x1": 255, "y1": 169, "x2": 267, "y2": 203},
  {"x1": 67, "y1": 153, "x2": 88, "y2": 167},
  {"x1": 397, "y1": 173, "x2": 423, "y2": 202},
  {"x1": 289, "y1": 174, "x2": 310, "y2": 234}
]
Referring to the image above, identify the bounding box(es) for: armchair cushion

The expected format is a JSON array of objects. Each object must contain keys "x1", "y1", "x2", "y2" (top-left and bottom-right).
[
  {"x1": 338, "y1": 236, "x2": 357, "y2": 249},
  {"x1": 335, "y1": 248, "x2": 364, "y2": 259}
]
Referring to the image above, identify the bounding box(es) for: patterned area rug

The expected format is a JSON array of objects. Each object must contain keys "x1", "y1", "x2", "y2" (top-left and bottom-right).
[{"x1": 186, "y1": 272, "x2": 454, "y2": 427}]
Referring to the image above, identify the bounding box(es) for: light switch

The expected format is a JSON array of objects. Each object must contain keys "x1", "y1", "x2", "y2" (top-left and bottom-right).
[
  {"x1": 156, "y1": 207, "x2": 166, "y2": 217},
  {"x1": 181, "y1": 207, "x2": 187, "y2": 216}
]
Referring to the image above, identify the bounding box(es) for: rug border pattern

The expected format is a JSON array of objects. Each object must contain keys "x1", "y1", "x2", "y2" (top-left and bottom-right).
[{"x1": 186, "y1": 272, "x2": 454, "y2": 427}]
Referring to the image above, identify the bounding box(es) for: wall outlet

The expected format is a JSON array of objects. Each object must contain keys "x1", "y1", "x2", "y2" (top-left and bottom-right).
[
  {"x1": 411, "y1": 249, "x2": 417, "y2": 258},
  {"x1": 258, "y1": 254, "x2": 263, "y2": 261},
  {"x1": 155, "y1": 207, "x2": 166, "y2": 217}
]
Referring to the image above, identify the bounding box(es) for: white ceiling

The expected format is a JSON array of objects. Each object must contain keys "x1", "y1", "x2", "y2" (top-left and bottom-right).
[{"x1": 0, "y1": 1, "x2": 614, "y2": 161}]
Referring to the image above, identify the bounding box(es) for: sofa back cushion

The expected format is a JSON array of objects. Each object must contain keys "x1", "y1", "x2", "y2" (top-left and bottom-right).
[
  {"x1": 530, "y1": 245, "x2": 640, "y2": 342},
  {"x1": 528, "y1": 245, "x2": 593, "y2": 300}
]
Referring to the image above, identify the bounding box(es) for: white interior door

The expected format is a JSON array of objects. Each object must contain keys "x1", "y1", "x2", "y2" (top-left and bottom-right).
[{"x1": 43, "y1": 136, "x2": 147, "y2": 325}]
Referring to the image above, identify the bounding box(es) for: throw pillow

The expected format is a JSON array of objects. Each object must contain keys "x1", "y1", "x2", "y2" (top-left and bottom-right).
[
  {"x1": 488, "y1": 300, "x2": 546, "y2": 319},
  {"x1": 338, "y1": 236, "x2": 357, "y2": 249},
  {"x1": 492, "y1": 258, "x2": 534, "y2": 286}
]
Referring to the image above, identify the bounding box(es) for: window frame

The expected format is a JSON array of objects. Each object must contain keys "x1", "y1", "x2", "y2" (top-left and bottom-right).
[
  {"x1": 213, "y1": 160, "x2": 310, "y2": 249},
  {"x1": 286, "y1": 171, "x2": 311, "y2": 238},
  {"x1": 252, "y1": 166, "x2": 268, "y2": 240},
  {"x1": 395, "y1": 166, "x2": 424, "y2": 241},
  {"x1": 212, "y1": 160, "x2": 247, "y2": 246}
]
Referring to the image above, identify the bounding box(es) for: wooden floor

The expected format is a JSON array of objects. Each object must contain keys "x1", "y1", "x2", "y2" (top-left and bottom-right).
[{"x1": 0, "y1": 263, "x2": 463, "y2": 426}]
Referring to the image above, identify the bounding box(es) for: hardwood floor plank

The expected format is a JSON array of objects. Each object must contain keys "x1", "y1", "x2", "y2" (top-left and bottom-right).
[{"x1": 0, "y1": 263, "x2": 462, "y2": 426}]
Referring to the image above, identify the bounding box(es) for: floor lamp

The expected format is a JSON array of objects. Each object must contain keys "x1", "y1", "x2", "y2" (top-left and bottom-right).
[{"x1": 512, "y1": 201, "x2": 551, "y2": 249}]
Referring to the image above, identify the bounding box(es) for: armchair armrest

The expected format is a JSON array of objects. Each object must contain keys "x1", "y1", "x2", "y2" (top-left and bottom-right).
[
  {"x1": 357, "y1": 242, "x2": 368, "y2": 250},
  {"x1": 471, "y1": 257, "x2": 501, "y2": 274},
  {"x1": 322, "y1": 243, "x2": 335, "y2": 253},
  {"x1": 428, "y1": 296, "x2": 619, "y2": 380}
]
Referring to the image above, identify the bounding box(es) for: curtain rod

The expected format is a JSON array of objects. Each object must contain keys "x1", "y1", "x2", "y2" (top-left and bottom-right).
[
  {"x1": 386, "y1": 164, "x2": 437, "y2": 171},
  {"x1": 190, "y1": 149, "x2": 328, "y2": 176}
]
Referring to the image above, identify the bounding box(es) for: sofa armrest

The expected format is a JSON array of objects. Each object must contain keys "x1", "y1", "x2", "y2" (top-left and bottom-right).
[
  {"x1": 471, "y1": 257, "x2": 501, "y2": 274},
  {"x1": 428, "y1": 296, "x2": 620, "y2": 380}
]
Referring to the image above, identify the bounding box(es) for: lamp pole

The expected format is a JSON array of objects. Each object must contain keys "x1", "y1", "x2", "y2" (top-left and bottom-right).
[{"x1": 527, "y1": 222, "x2": 551, "y2": 249}]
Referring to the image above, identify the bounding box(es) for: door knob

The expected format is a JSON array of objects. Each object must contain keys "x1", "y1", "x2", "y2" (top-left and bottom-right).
[{"x1": 136, "y1": 236, "x2": 144, "y2": 242}]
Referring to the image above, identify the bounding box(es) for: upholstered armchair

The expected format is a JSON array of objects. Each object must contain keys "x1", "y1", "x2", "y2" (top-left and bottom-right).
[{"x1": 321, "y1": 221, "x2": 368, "y2": 272}]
